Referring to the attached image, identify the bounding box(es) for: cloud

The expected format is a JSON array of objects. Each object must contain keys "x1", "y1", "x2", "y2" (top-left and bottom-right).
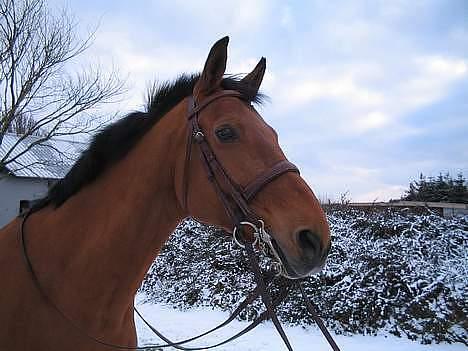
[
  {"x1": 83, "y1": 0, "x2": 278, "y2": 109},
  {"x1": 301, "y1": 161, "x2": 408, "y2": 203},
  {"x1": 396, "y1": 56, "x2": 468, "y2": 109},
  {"x1": 264, "y1": 53, "x2": 467, "y2": 200},
  {"x1": 155, "y1": 0, "x2": 270, "y2": 35},
  {"x1": 418, "y1": 56, "x2": 468, "y2": 76},
  {"x1": 265, "y1": 53, "x2": 467, "y2": 139},
  {"x1": 280, "y1": 5, "x2": 295, "y2": 31},
  {"x1": 69, "y1": 0, "x2": 467, "y2": 202},
  {"x1": 285, "y1": 76, "x2": 384, "y2": 108},
  {"x1": 354, "y1": 185, "x2": 407, "y2": 202},
  {"x1": 353, "y1": 111, "x2": 390, "y2": 132},
  {"x1": 86, "y1": 24, "x2": 204, "y2": 109}
]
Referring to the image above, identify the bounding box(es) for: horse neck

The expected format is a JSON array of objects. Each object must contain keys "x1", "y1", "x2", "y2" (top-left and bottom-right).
[{"x1": 27, "y1": 102, "x2": 188, "y2": 326}]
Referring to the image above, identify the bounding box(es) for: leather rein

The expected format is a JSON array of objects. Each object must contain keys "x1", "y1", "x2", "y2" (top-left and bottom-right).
[{"x1": 18, "y1": 90, "x2": 340, "y2": 350}]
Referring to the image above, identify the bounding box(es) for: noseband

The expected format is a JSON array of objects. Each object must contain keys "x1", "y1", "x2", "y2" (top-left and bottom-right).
[{"x1": 181, "y1": 90, "x2": 299, "y2": 277}]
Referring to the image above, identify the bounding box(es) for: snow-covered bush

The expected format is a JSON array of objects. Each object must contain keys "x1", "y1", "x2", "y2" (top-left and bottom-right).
[{"x1": 140, "y1": 207, "x2": 467, "y2": 345}]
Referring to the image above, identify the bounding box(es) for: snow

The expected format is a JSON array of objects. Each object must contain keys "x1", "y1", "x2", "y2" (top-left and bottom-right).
[
  {"x1": 140, "y1": 209, "x2": 468, "y2": 345},
  {"x1": 134, "y1": 295, "x2": 466, "y2": 351}
]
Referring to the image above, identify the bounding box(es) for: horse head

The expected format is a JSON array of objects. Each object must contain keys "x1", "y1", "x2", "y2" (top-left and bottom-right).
[{"x1": 175, "y1": 37, "x2": 331, "y2": 278}]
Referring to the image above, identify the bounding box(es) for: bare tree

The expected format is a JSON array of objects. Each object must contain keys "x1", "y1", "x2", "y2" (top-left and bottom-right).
[{"x1": 0, "y1": 0, "x2": 124, "y2": 172}]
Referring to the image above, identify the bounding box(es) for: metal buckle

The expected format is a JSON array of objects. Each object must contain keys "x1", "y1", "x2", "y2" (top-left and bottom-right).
[
  {"x1": 232, "y1": 219, "x2": 286, "y2": 277},
  {"x1": 193, "y1": 130, "x2": 205, "y2": 143},
  {"x1": 232, "y1": 221, "x2": 260, "y2": 248}
]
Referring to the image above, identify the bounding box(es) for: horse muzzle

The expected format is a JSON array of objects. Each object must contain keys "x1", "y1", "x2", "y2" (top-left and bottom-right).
[{"x1": 277, "y1": 229, "x2": 331, "y2": 279}]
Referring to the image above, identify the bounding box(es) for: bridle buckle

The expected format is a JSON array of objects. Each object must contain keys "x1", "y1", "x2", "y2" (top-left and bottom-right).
[
  {"x1": 232, "y1": 221, "x2": 261, "y2": 249},
  {"x1": 232, "y1": 220, "x2": 286, "y2": 277},
  {"x1": 193, "y1": 130, "x2": 205, "y2": 143}
]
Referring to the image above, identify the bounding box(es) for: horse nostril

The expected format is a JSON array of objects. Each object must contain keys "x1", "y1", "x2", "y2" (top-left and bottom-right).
[{"x1": 297, "y1": 229, "x2": 322, "y2": 257}]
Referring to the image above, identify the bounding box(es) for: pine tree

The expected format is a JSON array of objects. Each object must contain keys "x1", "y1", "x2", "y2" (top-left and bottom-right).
[
  {"x1": 452, "y1": 173, "x2": 468, "y2": 203},
  {"x1": 402, "y1": 172, "x2": 468, "y2": 203}
]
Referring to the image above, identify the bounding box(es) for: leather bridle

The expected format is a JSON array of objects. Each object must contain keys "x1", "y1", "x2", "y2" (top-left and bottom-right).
[
  {"x1": 18, "y1": 90, "x2": 341, "y2": 351},
  {"x1": 176, "y1": 90, "x2": 340, "y2": 351},
  {"x1": 182, "y1": 90, "x2": 299, "y2": 278}
]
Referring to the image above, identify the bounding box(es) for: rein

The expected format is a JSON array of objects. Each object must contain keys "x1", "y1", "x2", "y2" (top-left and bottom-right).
[{"x1": 18, "y1": 90, "x2": 341, "y2": 350}]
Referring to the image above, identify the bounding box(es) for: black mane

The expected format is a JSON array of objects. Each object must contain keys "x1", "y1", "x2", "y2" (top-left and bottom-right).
[{"x1": 33, "y1": 74, "x2": 263, "y2": 210}]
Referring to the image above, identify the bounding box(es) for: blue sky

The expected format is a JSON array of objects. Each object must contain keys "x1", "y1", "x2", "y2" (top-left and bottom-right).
[{"x1": 57, "y1": 0, "x2": 467, "y2": 202}]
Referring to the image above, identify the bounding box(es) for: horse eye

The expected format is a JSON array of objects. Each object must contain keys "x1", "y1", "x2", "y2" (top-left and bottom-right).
[{"x1": 215, "y1": 125, "x2": 239, "y2": 142}]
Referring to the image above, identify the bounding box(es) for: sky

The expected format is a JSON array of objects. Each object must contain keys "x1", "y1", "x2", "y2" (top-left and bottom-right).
[{"x1": 54, "y1": 0, "x2": 467, "y2": 202}]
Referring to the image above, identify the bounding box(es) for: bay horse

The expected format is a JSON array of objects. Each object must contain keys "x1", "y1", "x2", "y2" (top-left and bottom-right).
[{"x1": 0, "y1": 37, "x2": 330, "y2": 350}]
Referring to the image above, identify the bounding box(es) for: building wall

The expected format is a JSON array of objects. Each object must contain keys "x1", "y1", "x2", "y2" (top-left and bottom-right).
[
  {"x1": 443, "y1": 207, "x2": 468, "y2": 217},
  {"x1": 0, "y1": 175, "x2": 49, "y2": 228}
]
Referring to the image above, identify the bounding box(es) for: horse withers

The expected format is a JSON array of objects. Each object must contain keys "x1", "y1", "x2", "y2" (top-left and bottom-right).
[{"x1": 0, "y1": 37, "x2": 330, "y2": 350}]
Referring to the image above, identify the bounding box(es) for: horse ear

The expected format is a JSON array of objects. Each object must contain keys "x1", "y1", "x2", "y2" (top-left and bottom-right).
[
  {"x1": 193, "y1": 36, "x2": 229, "y2": 98},
  {"x1": 241, "y1": 57, "x2": 266, "y2": 94}
]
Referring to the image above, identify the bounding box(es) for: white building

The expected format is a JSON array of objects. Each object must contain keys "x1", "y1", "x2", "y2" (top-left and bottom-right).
[{"x1": 0, "y1": 133, "x2": 84, "y2": 228}]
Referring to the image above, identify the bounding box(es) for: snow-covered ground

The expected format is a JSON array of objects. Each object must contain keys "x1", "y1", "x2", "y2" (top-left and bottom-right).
[
  {"x1": 141, "y1": 211, "x2": 467, "y2": 345},
  {"x1": 135, "y1": 296, "x2": 466, "y2": 351}
]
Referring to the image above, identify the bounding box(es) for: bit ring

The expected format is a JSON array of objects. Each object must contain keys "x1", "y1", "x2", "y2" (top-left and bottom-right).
[{"x1": 232, "y1": 221, "x2": 259, "y2": 249}]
